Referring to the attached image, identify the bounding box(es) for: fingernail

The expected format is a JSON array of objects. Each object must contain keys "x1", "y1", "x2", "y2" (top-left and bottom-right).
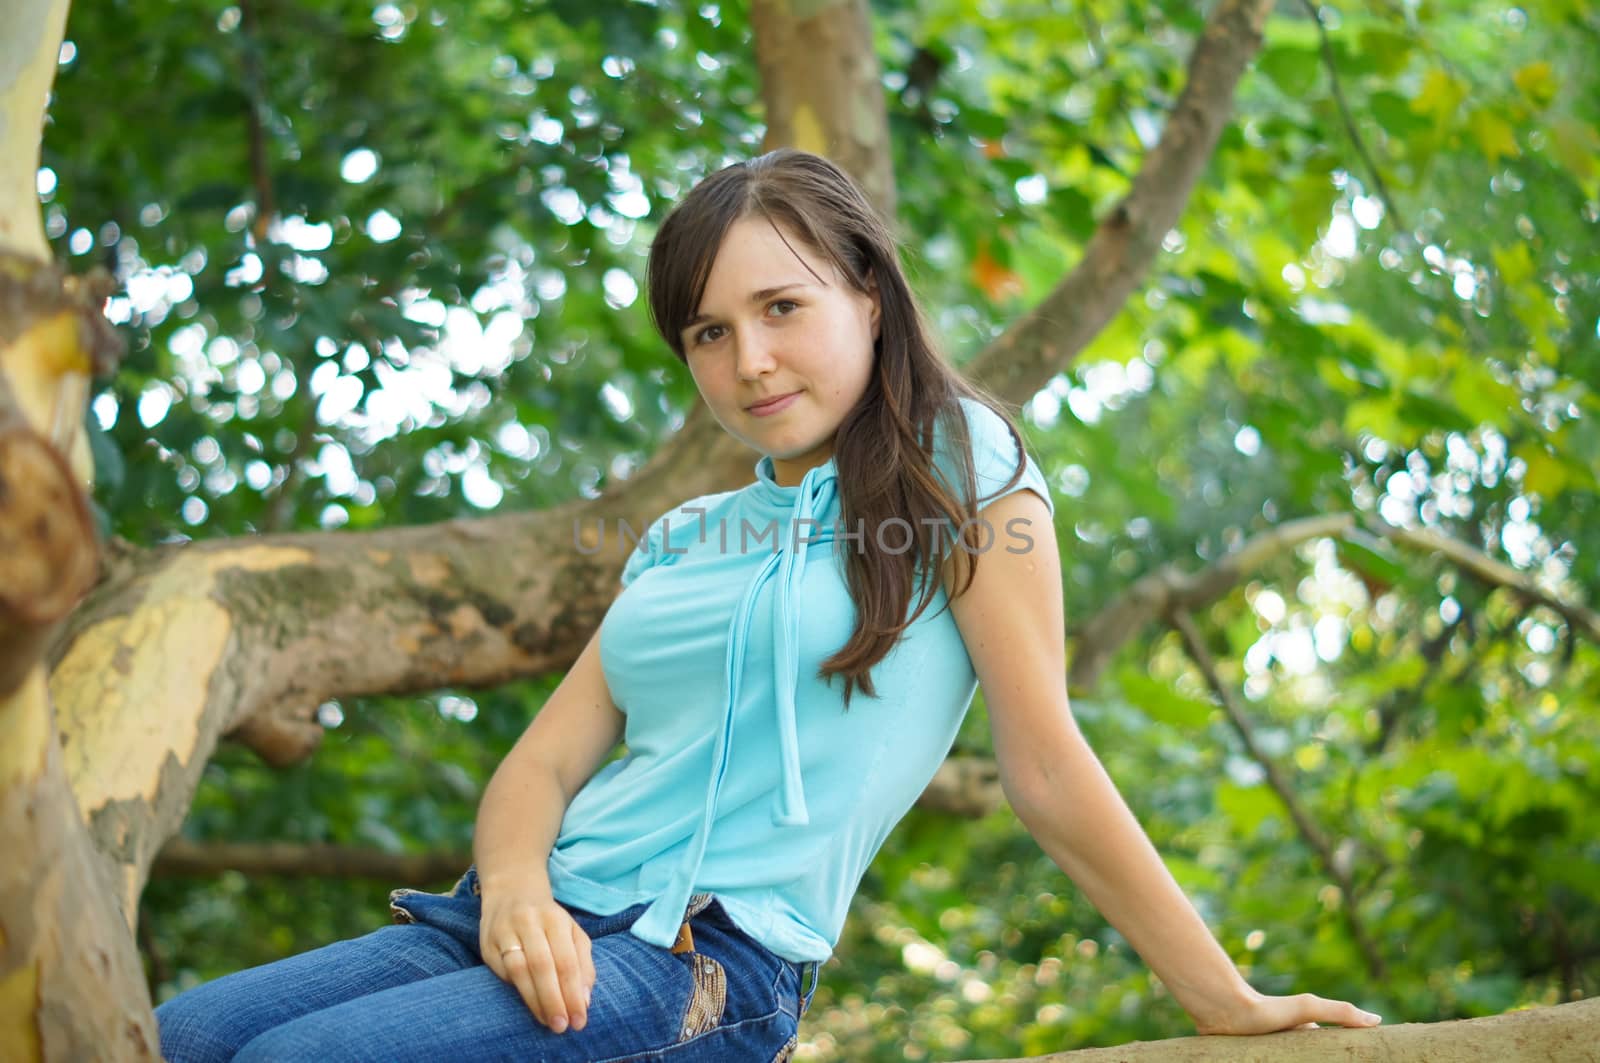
[
  {"x1": 1364, "y1": 1012, "x2": 1383, "y2": 1023},
  {"x1": 552, "y1": 1015, "x2": 568, "y2": 1033}
]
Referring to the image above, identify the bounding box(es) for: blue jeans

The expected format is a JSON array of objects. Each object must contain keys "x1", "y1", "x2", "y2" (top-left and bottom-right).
[{"x1": 156, "y1": 867, "x2": 820, "y2": 1061}]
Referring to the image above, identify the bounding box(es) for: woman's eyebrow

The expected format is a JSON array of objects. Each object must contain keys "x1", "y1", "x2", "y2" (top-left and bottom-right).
[{"x1": 684, "y1": 284, "x2": 812, "y2": 329}]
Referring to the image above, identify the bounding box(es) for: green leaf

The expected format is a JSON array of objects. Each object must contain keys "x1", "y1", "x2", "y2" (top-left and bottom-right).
[
  {"x1": 1117, "y1": 669, "x2": 1215, "y2": 728},
  {"x1": 1257, "y1": 45, "x2": 1320, "y2": 98},
  {"x1": 1411, "y1": 69, "x2": 1467, "y2": 125},
  {"x1": 1217, "y1": 782, "x2": 1279, "y2": 837},
  {"x1": 1467, "y1": 108, "x2": 1519, "y2": 164},
  {"x1": 1511, "y1": 61, "x2": 1557, "y2": 109},
  {"x1": 1358, "y1": 29, "x2": 1414, "y2": 77}
]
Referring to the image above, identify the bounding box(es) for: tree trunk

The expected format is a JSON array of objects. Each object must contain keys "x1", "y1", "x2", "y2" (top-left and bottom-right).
[
  {"x1": 1, "y1": 0, "x2": 158, "y2": 1057},
  {"x1": 751, "y1": 0, "x2": 896, "y2": 222}
]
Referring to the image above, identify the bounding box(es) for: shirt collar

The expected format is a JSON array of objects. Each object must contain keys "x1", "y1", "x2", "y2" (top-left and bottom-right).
[{"x1": 751, "y1": 452, "x2": 838, "y2": 506}]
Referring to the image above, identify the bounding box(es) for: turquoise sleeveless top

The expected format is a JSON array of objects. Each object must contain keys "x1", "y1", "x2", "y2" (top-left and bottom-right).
[{"x1": 547, "y1": 397, "x2": 1055, "y2": 962}]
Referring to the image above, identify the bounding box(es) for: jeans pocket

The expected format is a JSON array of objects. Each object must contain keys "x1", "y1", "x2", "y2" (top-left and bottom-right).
[
  {"x1": 674, "y1": 948, "x2": 728, "y2": 1041},
  {"x1": 771, "y1": 958, "x2": 804, "y2": 1023},
  {"x1": 388, "y1": 866, "x2": 478, "y2": 927}
]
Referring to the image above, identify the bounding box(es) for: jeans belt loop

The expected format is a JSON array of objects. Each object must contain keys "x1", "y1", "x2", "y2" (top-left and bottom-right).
[
  {"x1": 671, "y1": 892, "x2": 716, "y2": 955},
  {"x1": 799, "y1": 960, "x2": 819, "y2": 1015}
]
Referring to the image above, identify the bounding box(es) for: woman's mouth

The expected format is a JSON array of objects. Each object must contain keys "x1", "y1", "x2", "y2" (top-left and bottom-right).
[{"x1": 747, "y1": 392, "x2": 800, "y2": 416}]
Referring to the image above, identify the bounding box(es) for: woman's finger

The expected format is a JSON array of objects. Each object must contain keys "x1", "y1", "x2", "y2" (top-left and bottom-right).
[
  {"x1": 499, "y1": 943, "x2": 547, "y2": 1025},
  {"x1": 573, "y1": 922, "x2": 596, "y2": 997},
  {"x1": 524, "y1": 935, "x2": 570, "y2": 1033},
  {"x1": 1302, "y1": 994, "x2": 1382, "y2": 1029},
  {"x1": 481, "y1": 935, "x2": 503, "y2": 981},
  {"x1": 544, "y1": 927, "x2": 588, "y2": 1031}
]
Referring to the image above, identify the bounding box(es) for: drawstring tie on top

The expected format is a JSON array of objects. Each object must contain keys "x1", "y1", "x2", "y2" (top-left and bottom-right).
[{"x1": 633, "y1": 458, "x2": 838, "y2": 946}]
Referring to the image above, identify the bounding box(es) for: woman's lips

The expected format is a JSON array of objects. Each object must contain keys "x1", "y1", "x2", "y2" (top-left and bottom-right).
[{"x1": 747, "y1": 391, "x2": 800, "y2": 416}]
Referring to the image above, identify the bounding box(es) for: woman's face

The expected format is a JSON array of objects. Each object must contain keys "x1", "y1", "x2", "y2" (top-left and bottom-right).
[{"x1": 680, "y1": 215, "x2": 879, "y2": 488}]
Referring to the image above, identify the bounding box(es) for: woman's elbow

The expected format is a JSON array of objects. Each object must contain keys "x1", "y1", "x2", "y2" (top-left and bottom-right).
[{"x1": 999, "y1": 760, "x2": 1063, "y2": 832}]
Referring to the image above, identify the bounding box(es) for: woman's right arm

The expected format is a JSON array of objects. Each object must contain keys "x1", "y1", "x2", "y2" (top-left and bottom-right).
[{"x1": 472, "y1": 624, "x2": 624, "y2": 1035}]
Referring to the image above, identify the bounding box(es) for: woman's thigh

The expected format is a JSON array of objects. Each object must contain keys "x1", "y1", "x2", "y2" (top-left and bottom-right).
[
  {"x1": 155, "y1": 922, "x2": 477, "y2": 1063},
  {"x1": 232, "y1": 897, "x2": 801, "y2": 1063}
]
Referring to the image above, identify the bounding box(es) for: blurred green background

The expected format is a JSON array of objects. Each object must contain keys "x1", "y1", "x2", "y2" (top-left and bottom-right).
[{"x1": 41, "y1": 0, "x2": 1598, "y2": 1057}]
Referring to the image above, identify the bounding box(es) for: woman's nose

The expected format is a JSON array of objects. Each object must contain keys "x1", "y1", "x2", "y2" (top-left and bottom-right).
[{"x1": 734, "y1": 330, "x2": 778, "y2": 380}]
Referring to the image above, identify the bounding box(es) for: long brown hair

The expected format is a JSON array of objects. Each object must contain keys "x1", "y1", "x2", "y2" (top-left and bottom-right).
[{"x1": 646, "y1": 148, "x2": 1032, "y2": 709}]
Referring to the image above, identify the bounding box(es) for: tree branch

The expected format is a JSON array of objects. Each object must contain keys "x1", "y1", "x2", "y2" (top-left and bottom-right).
[
  {"x1": 1169, "y1": 609, "x2": 1388, "y2": 983},
  {"x1": 0, "y1": 0, "x2": 66, "y2": 260},
  {"x1": 1366, "y1": 610, "x2": 1464, "y2": 755},
  {"x1": 148, "y1": 753, "x2": 1006, "y2": 883},
  {"x1": 1297, "y1": 0, "x2": 1406, "y2": 231},
  {"x1": 1370, "y1": 519, "x2": 1600, "y2": 643},
  {"x1": 1070, "y1": 512, "x2": 1600, "y2": 695},
  {"x1": 153, "y1": 839, "x2": 469, "y2": 884},
  {"x1": 239, "y1": 0, "x2": 275, "y2": 246},
  {"x1": 963, "y1": 996, "x2": 1600, "y2": 1062},
  {"x1": 1070, "y1": 515, "x2": 1351, "y2": 692},
  {"x1": 967, "y1": 0, "x2": 1276, "y2": 400}
]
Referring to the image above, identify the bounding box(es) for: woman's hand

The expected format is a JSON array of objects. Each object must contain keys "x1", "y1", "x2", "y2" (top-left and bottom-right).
[
  {"x1": 480, "y1": 885, "x2": 596, "y2": 1034},
  {"x1": 1190, "y1": 985, "x2": 1383, "y2": 1035}
]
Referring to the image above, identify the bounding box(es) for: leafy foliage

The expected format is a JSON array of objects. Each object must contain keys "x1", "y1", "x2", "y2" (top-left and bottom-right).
[{"x1": 43, "y1": 0, "x2": 1599, "y2": 1056}]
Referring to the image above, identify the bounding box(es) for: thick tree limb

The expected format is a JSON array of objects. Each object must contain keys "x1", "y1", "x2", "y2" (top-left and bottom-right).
[
  {"x1": 0, "y1": 254, "x2": 115, "y2": 695},
  {"x1": 153, "y1": 839, "x2": 470, "y2": 885},
  {"x1": 1169, "y1": 609, "x2": 1388, "y2": 984},
  {"x1": 965, "y1": 995, "x2": 1600, "y2": 1062},
  {"x1": 0, "y1": 0, "x2": 64, "y2": 260}
]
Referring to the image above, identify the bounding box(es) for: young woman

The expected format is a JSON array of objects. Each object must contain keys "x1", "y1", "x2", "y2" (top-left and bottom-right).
[{"x1": 156, "y1": 149, "x2": 1383, "y2": 1061}]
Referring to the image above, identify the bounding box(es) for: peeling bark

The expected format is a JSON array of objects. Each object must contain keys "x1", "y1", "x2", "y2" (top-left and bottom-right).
[
  {"x1": 0, "y1": 0, "x2": 65, "y2": 260},
  {"x1": 0, "y1": 674, "x2": 158, "y2": 1062}
]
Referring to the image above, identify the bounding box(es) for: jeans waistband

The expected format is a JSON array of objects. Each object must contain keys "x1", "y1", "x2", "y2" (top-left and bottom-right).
[{"x1": 677, "y1": 892, "x2": 819, "y2": 1018}]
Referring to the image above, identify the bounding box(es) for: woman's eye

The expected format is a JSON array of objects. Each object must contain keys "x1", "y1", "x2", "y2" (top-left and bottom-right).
[
  {"x1": 768, "y1": 299, "x2": 798, "y2": 316},
  {"x1": 694, "y1": 324, "x2": 725, "y2": 345}
]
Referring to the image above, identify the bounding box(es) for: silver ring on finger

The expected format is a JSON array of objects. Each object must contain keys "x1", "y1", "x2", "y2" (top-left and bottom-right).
[{"x1": 501, "y1": 945, "x2": 526, "y2": 958}]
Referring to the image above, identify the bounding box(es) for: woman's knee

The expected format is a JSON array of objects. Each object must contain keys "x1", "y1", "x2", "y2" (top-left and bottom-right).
[
  {"x1": 232, "y1": 1022, "x2": 318, "y2": 1063},
  {"x1": 155, "y1": 992, "x2": 251, "y2": 1063}
]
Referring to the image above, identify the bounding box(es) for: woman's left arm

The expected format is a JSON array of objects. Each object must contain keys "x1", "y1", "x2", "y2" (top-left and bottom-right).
[{"x1": 944, "y1": 489, "x2": 1383, "y2": 1036}]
